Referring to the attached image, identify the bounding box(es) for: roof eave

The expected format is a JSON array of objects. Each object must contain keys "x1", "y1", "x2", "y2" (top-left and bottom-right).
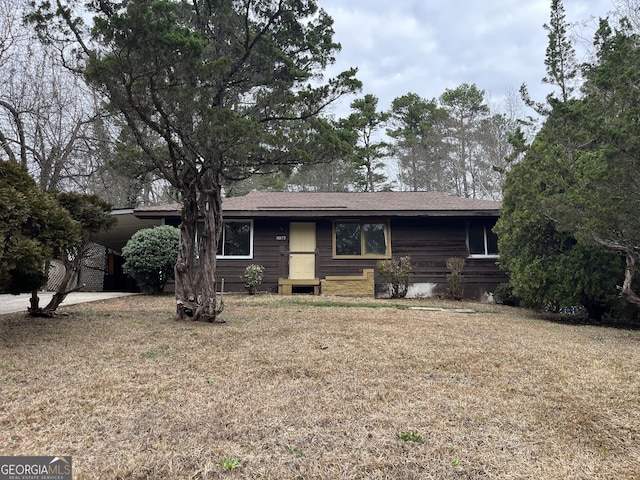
[
  {"x1": 133, "y1": 208, "x2": 501, "y2": 219},
  {"x1": 220, "y1": 209, "x2": 501, "y2": 218},
  {"x1": 134, "y1": 210, "x2": 179, "y2": 219}
]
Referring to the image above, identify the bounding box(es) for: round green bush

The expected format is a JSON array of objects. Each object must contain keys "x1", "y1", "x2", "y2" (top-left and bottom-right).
[{"x1": 122, "y1": 225, "x2": 180, "y2": 293}]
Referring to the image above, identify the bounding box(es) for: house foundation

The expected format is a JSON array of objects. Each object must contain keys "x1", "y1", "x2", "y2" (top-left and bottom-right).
[
  {"x1": 277, "y1": 278, "x2": 321, "y2": 295},
  {"x1": 320, "y1": 269, "x2": 375, "y2": 297}
]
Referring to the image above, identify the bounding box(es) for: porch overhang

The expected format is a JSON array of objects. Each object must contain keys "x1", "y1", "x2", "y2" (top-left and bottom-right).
[{"x1": 93, "y1": 209, "x2": 164, "y2": 253}]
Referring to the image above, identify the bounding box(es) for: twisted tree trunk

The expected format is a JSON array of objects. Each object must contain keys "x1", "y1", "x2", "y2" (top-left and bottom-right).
[
  {"x1": 620, "y1": 251, "x2": 640, "y2": 309},
  {"x1": 594, "y1": 236, "x2": 640, "y2": 310},
  {"x1": 174, "y1": 184, "x2": 224, "y2": 322},
  {"x1": 29, "y1": 255, "x2": 86, "y2": 317}
]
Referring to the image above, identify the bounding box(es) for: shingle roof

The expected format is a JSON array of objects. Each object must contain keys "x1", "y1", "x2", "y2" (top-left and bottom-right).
[
  {"x1": 134, "y1": 191, "x2": 501, "y2": 218},
  {"x1": 223, "y1": 191, "x2": 500, "y2": 213}
]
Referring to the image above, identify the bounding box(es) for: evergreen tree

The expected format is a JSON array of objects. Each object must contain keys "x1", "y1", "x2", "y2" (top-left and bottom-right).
[
  {"x1": 543, "y1": 0, "x2": 579, "y2": 103},
  {"x1": 29, "y1": 0, "x2": 360, "y2": 321},
  {"x1": 340, "y1": 94, "x2": 391, "y2": 192},
  {"x1": 497, "y1": 3, "x2": 640, "y2": 319},
  {"x1": 33, "y1": 192, "x2": 115, "y2": 315},
  {"x1": 568, "y1": 18, "x2": 640, "y2": 309},
  {"x1": 440, "y1": 83, "x2": 490, "y2": 198},
  {"x1": 0, "y1": 160, "x2": 79, "y2": 297},
  {"x1": 495, "y1": 115, "x2": 625, "y2": 318},
  {"x1": 388, "y1": 93, "x2": 449, "y2": 192}
]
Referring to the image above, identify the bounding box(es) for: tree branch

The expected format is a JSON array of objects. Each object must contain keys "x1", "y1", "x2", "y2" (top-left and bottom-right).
[
  {"x1": 593, "y1": 235, "x2": 640, "y2": 309},
  {"x1": 0, "y1": 99, "x2": 27, "y2": 166}
]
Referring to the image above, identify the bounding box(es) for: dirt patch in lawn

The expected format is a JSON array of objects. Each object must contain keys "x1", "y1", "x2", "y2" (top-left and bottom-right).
[{"x1": 1, "y1": 294, "x2": 639, "y2": 479}]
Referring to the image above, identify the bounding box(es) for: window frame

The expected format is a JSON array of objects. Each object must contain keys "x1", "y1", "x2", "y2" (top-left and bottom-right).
[
  {"x1": 332, "y1": 219, "x2": 391, "y2": 259},
  {"x1": 467, "y1": 221, "x2": 499, "y2": 258},
  {"x1": 216, "y1": 219, "x2": 254, "y2": 259}
]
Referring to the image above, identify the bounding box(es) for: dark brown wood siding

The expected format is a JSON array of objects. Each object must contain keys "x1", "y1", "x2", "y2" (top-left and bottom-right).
[
  {"x1": 216, "y1": 216, "x2": 506, "y2": 298},
  {"x1": 386, "y1": 217, "x2": 506, "y2": 299},
  {"x1": 216, "y1": 218, "x2": 289, "y2": 293}
]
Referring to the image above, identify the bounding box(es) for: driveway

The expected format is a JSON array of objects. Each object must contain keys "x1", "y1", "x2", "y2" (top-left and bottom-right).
[{"x1": 0, "y1": 292, "x2": 139, "y2": 315}]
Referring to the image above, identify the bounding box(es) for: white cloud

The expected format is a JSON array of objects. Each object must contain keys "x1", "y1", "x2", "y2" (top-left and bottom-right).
[{"x1": 320, "y1": 0, "x2": 613, "y2": 116}]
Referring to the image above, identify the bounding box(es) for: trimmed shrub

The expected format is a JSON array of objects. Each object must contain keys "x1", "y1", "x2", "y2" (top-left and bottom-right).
[
  {"x1": 377, "y1": 256, "x2": 414, "y2": 298},
  {"x1": 445, "y1": 257, "x2": 465, "y2": 300},
  {"x1": 122, "y1": 225, "x2": 179, "y2": 293},
  {"x1": 243, "y1": 264, "x2": 265, "y2": 295}
]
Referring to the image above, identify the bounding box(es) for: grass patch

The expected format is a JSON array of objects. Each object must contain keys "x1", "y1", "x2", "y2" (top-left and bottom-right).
[
  {"x1": 397, "y1": 430, "x2": 423, "y2": 443},
  {"x1": 276, "y1": 298, "x2": 411, "y2": 309},
  {"x1": 1, "y1": 294, "x2": 639, "y2": 479},
  {"x1": 217, "y1": 457, "x2": 241, "y2": 470}
]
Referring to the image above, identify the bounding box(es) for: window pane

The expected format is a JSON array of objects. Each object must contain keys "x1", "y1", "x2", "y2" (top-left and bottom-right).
[
  {"x1": 363, "y1": 223, "x2": 386, "y2": 255},
  {"x1": 223, "y1": 221, "x2": 251, "y2": 256},
  {"x1": 468, "y1": 224, "x2": 485, "y2": 254},
  {"x1": 335, "y1": 223, "x2": 361, "y2": 256}
]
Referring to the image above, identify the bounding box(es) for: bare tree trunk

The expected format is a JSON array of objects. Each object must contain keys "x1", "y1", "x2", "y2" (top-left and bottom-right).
[
  {"x1": 42, "y1": 258, "x2": 85, "y2": 313},
  {"x1": 174, "y1": 185, "x2": 224, "y2": 322},
  {"x1": 29, "y1": 254, "x2": 86, "y2": 317},
  {"x1": 175, "y1": 192, "x2": 199, "y2": 320},
  {"x1": 594, "y1": 236, "x2": 640, "y2": 310},
  {"x1": 29, "y1": 290, "x2": 40, "y2": 313},
  {"x1": 621, "y1": 251, "x2": 640, "y2": 309},
  {"x1": 197, "y1": 187, "x2": 223, "y2": 320},
  {"x1": 0, "y1": 99, "x2": 28, "y2": 167}
]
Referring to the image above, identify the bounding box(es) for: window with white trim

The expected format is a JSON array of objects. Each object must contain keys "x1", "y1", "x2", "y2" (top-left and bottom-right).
[
  {"x1": 467, "y1": 221, "x2": 498, "y2": 257},
  {"x1": 217, "y1": 219, "x2": 253, "y2": 258}
]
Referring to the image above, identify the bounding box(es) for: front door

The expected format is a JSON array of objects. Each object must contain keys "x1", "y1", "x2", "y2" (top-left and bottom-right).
[{"x1": 289, "y1": 222, "x2": 316, "y2": 279}]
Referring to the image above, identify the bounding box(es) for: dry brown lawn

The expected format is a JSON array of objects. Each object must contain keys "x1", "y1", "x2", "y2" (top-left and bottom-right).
[{"x1": 1, "y1": 294, "x2": 639, "y2": 479}]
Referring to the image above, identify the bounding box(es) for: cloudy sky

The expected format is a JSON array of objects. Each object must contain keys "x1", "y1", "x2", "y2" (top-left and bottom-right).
[{"x1": 319, "y1": 0, "x2": 616, "y2": 117}]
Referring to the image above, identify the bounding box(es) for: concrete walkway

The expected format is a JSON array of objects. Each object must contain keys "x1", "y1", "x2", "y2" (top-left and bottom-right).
[{"x1": 0, "y1": 291, "x2": 138, "y2": 315}]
